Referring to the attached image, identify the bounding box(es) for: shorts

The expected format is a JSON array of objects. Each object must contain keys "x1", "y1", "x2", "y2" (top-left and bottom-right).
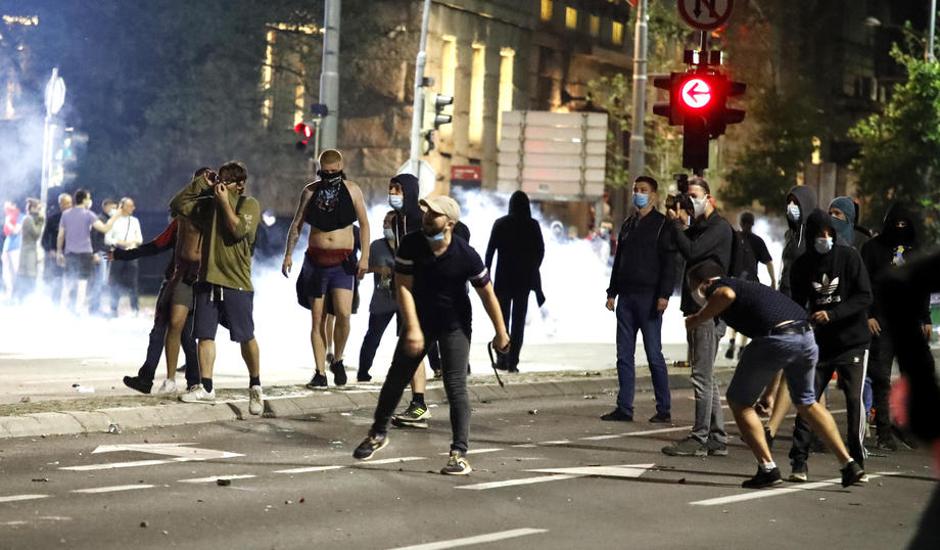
[
  {"x1": 65, "y1": 253, "x2": 95, "y2": 280},
  {"x1": 193, "y1": 283, "x2": 255, "y2": 343},
  {"x1": 726, "y1": 330, "x2": 819, "y2": 407},
  {"x1": 171, "y1": 280, "x2": 195, "y2": 309},
  {"x1": 296, "y1": 254, "x2": 356, "y2": 307}
]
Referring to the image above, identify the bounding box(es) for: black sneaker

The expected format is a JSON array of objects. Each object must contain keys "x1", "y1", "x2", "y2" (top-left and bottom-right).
[
  {"x1": 600, "y1": 409, "x2": 634, "y2": 422},
  {"x1": 306, "y1": 372, "x2": 328, "y2": 390},
  {"x1": 874, "y1": 435, "x2": 898, "y2": 452},
  {"x1": 892, "y1": 426, "x2": 917, "y2": 450},
  {"x1": 353, "y1": 433, "x2": 388, "y2": 460},
  {"x1": 742, "y1": 466, "x2": 782, "y2": 489},
  {"x1": 123, "y1": 376, "x2": 152, "y2": 395},
  {"x1": 391, "y1": 402, "x2": 430, "y2": 429},
  {"x1": 330, "y1": 360, "x2": 348, "y2": 387},
  {"x1": 789, "y1": 461, "x2": 808, "y2": 482},
  {"x1": 662, "y1": 436, "x2": 707, "y2": 457},
  {"x1": 440, "y1": 451, "x2": 472, "y2": 475},
  {"x1": 649, "y1": 412, "x2": 672, "y2": 423},
  {"x1": 356, "y1": 371, "x2": 372, "y2": 383},
  {"x1": 840, "y1": 460, "x2": 865, "y2": 487}
]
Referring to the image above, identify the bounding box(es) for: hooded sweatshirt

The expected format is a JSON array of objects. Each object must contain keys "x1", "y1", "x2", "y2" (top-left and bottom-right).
[
  {"x1": 860, "y1": 203, "x2": 931, "y2": 324},
  {"x1": 828, "y1": 196, "x2": 857, "y2": 247},
  {"x1": 780, "y1": 185, "x2": 818, "y2": 297},
  {"x1": 390, "y1": 173, "x2": 470, "y2": 241},
  {"x1": 791, "y1": 210, "x2": 872, "y2": 358},
  {"x1": 485, "y1": 191, "x2": 545, "y2": 294}
]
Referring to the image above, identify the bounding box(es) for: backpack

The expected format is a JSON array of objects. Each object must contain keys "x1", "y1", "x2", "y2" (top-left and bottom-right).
[{"x1": 729, "y1": 230, "x2": 757, "y2": 279}]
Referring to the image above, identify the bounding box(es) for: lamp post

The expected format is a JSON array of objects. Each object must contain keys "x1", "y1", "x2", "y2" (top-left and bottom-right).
[{"x1": 41, "y1": 68, "x2": 66, "y2": 207}]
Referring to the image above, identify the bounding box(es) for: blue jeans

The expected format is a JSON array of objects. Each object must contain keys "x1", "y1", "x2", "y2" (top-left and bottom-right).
[{"x1": 615, "y1": 291, "x2": 671, "y2": 416}]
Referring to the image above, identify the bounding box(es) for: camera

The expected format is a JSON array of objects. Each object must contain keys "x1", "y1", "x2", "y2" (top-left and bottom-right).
[{"x1": 665, "y1": 173, "x2": 694, "y2": 217}]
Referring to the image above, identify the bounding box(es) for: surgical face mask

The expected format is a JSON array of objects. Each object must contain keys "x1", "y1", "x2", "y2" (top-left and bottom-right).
[
  {"x1": 814, "y1": 236, "x2": 833, "y2": 254},
  {"x1": 691, "y1": 196, "x2": 707, "y2": 218},
  {"x1": 425, "y1": 230, "x2": 446, "y2": 243},
  {"x1": 389, "y1": 195, "x2": 404, "y2": 210},
  {"x1": 383, "y1": 228, "x2": 396, "y2": 241},
  {"x1": 787, "y1": 203, "x2": 801, "y2": 222},
  {"x1": 633, "y1": 192, "x2": 650, "y2": 209}
]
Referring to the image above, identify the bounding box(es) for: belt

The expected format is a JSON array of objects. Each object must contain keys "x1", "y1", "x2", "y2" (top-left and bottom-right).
[{"x1": 769, "y1": 320, "x2": 812, "y2": 336}]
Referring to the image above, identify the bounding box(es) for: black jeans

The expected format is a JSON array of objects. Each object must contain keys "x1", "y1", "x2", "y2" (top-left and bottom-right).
[
  {"x1": 789, "y1": 347, "x2": 868, "y2": 468},
  {"x1": 868, "y1": 328, "x2": 895, "y2": 437},
  {"x1": 358, "y1": 311, "x2": 397, "y2": 376},
  {"x1": 110, "y1": 259, "x2": 140, "y2": 313},
  {"x1": 137, "y1": 282, "x2": 199, "y2": 388},
  {"x1": 372, "y1": 328, "x2": 471, "y2": 453},
  {"x1": 496, "y1": 287, "x2": 529, "y2": 367}
]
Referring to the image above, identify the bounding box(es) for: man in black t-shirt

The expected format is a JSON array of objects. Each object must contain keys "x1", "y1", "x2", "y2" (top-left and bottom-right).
[
  {"x1": 725, "y1": 211, "x2": 776, "y2": 359},
  {"x1": 684, "y1": 260, "x2": 865, "y2": 489},
  {"x1": 353, "y1": 195, "x2": 510, "y2": 476}
]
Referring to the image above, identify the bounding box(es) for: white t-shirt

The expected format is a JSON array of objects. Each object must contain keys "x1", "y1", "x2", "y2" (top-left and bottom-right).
[{"x1": 105, "y1": 215, "x2": 143, "y2": 250}]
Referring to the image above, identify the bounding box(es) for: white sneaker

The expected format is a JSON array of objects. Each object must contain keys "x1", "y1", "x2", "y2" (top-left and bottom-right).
[
  {"x1": 179, "y1": 384, "x2": 215, "y2": 403},
  {"x1": 155, "y1": 379, "x2": 178, "y2": 395},
  {"x1": 249, "y1": 385, "x2": 264, "y2": 415}
]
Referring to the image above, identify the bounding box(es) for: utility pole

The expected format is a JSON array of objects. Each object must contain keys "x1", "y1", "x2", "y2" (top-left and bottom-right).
[
  {"x1": 625, "y1": 0, "x2": 648, "y2": 214},
  {"x1": 318, "y1": 0, "x2": 341, "y2": 150},
  {"x1": 407, "y1": 0, "x2": 432, "y2": 174},
  {"x1": 930, "y1": 0, "x2": 937, "y2": 61}
]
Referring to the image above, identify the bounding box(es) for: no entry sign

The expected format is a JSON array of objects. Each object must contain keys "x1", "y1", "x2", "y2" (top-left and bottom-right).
[{"x1": 678, "y1": 0, "x2": 734, "y2": 31}]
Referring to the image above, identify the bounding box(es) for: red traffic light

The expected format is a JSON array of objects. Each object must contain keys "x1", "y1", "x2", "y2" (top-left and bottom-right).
[
  {"x1": 294, "y1": 122, "x2": 313, "y2": 145},
  {"x1": 679, "y1": 78, "x2": 713, "y2": 109}
]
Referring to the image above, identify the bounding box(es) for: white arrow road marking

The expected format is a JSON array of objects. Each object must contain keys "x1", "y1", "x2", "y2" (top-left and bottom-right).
[
  {"x1": 0, "y1": 494, "x2": 50, "y2": 503},
  {"x1": 60, "y1": 443, "x2": 243, "y2": 471},
  {"x1": 71, "y1": 484, "x2": 155, "y2": 494},
  {"x1": 178, "y1": 475, "x2": 257, "y2": 484},
  {"x1": 690, "y1": 472, "x2": 898, "y2": 506},
  {"x1": 457, "y1": 464, "x2": 656, "y2": 491},
  {"x1": 387, "y1": 528, "x2": 548, "y2": 550}
]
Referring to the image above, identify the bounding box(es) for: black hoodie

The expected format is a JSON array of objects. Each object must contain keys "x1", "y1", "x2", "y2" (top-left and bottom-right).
[
  {"x1": 860, "y1": 203, "x2": 931, "y2": 324},
  {"x1": 485, "y1": 191, "x2": 544, "y2": 294},
  {"x1": 780, "y1": 185, "x2": 818, "y2": 297},
  {"x1": 390, "y1": 173, "x2": 470, "y2": 242},
  {"x1": 791, "y1": 210, "x2": 872, "y2": 358}
]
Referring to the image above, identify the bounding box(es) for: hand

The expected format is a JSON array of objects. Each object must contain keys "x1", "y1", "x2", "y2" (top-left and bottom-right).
[
  {"x1": 357, "y1": 258, "x2": 368, "y2": 280},
  {"x1": 923, "y1": 324, "x2": 933, "y2": 341},
  {"x1": 656, "y1": 298, "x2": 669, "y2": 312},
  {"x1": 665, "y1": 208, "x2": 678, "y2": 221},
  {"x1": 605, "y1": 297, "x2": 616, "y2": 311},
  {"x1": 213, "y1": 182, "x2": 229, "y2": 203},
  {"x1": 403, "y1": 327, "x2": 425, "y2": 357},
  {"x1": 811, "y1": 310, "x2": 831, "y2": 325},
  {"x1": 677, "y1": 209, "x2": 690, "y2": 228},
  {"x1": 755, "y1": 396, "x2": 774, "y2": 417},
  {"x1": 281, "y1": 256, "x2": 292, "y2": 278},
  {"x1": 867, "y1": 318, "x2": 881, "y2": 336},
  {"x1": 56, "y1": 252, "x2": 65, "y2": 267},
  {"x1": 493, "y1": 331, "x2": 510, "y2": 353}
]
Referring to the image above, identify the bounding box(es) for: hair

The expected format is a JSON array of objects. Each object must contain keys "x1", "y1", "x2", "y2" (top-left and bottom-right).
[
  {"x1": 57, "y1": 192, "x2": 72, "y2": 205},
  {"x1": 688, "y1": 176, "x2": 710, "y2": 195},
  {"x1": 319, "y1": 149, "x2": 343, "y2": 166},
  {"x1": 193, "y1": 166, "x2": 213, "y2": 178},
  {"x1": 74, "y1": 189, "x2": 90, "y2": 205},
  {"x1": 686, "y1": 259, "x2": 725, "y2": 288},
  {"x1": 634, "y1": 176, "x2": 659, "y2": 192},
  {"x1": 218, "y1": 161, "x2": 248, "y2": 183},
  {"x1": 118, "y1": 197, "x2": 133, "y2": 208},
  {"x1": 102, "y1": 198, "x2": 118, "y2": 209},
  {"x1": 26, "y1": 198, "x2": 40, "y2": 210},
  {"x1": 740, "y1": 212, "x2": 755, "y2": 226}
]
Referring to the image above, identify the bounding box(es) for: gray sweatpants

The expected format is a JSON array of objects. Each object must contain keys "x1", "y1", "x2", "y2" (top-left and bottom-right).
[{"x1": 688, "y1": 320, "x2": 727, "y2": 444}]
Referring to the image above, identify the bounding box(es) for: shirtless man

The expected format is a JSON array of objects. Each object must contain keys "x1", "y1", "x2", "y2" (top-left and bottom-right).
[{"x1": 283, "y1": 149, "x2": 370, "y2": 388}]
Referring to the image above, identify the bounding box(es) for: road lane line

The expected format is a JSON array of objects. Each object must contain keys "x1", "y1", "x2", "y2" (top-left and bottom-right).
[
  {"x1": 690, "y1": 472, "x2": 895, "y2": 506},
  {"x1": 275, "y1": 465, "x2": 345, "y2": 474},
  {"x1": 387, "y1": 527, "x2": 548, "y2": 550},
  {"x1": 511, "y1": 444, "x2": 537, "y2": 448},
  {"x1": 71, "y1": 484, "x2": 155, "y2": 494},
  {"x1": 538, "y1": 440, "x2": 571, "y2": 445},
  {"x1": 178, "y1": 475, "x2": 257, "y2": 484},
  {"x1": 456, "y1": 474, "x2": 580, "y2": 491},
  {"x1": 437, "y1": 448, "x2": 503, "y2": 456},
  {"x1": 0, "y1": 494, "x2": 50, "y2": 503},
  {"x1": 358, "y1": 457, "x2": 426, "y2": 465},
  {"x1": 60, "y1": 459, "x2": 173, "y2": 471}
]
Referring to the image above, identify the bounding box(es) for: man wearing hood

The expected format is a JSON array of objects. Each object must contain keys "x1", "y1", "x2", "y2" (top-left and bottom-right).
[
  {"x1": 861, "y1": 203, "x2": 932, "y2": 451},
  {"x1": 485, "y1": 191, "x2": 545, "y2": 373},
  {"x1": 788, "y1": 209, "x2": 872, "y2": 482},
  {"x1": 780, "y1": 185, "x2": 818, "y2": 297}
]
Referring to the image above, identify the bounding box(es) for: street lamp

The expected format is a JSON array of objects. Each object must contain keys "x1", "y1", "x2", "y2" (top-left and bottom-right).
[{"x1": 41, "y1": 68, "x2": 66, "y2": 207}]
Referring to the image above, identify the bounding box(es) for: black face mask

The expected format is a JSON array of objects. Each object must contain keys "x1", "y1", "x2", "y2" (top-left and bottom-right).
[{"x1": 317, "y1": 170, "x2": 345, "y2": 186}]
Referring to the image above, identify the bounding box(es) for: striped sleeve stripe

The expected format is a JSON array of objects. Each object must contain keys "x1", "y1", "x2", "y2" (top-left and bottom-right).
[
  {"x1": 470, "y1": 268, "x2": 490, "y2": 287},
  {"x1": 395, "y1": 256, "x2": 414, "y2": 266}
]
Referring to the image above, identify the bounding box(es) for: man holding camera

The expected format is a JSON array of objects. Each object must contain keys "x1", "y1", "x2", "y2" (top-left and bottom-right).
[{"x1": 661, "y1": 177, "x2": 734, "y2": 457}]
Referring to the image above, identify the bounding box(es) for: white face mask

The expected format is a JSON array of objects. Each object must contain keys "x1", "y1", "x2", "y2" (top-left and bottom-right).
[
  {"x1": 787, "y1": 203, "x2": 801, "y2": 222},
  {"x1": 814, "y1": 236, "x2": 833, "y2": 254},
  {"x1": 691, "y1": 196, "x2": 707, "y2": 218},
  {"x1": 389, "y1": 195, "x2": 404, "y2": 210}
]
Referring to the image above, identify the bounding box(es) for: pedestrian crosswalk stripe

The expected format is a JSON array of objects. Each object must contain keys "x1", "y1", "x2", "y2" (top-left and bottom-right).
[
  {"x1": 71, "y1": 485, "x2": 155, "y2": 494},
  {"x1": 386, "y1": 527, "x2": 548, "y2": 550},
  {"x1": 689, "y1": 472, "x2": 896, "y2": 506},
  {"x1": 0, "y1": 494, "x2": 50, "y2": 503}
]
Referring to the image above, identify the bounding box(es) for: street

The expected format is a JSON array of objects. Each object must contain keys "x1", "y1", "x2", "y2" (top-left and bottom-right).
[{"x1": 0, "y1": 388, "x2": 932, "y2": 550}]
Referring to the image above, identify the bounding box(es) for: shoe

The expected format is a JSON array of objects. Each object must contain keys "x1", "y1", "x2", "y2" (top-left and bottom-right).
[
  {"x1": 330, "y1": 360, "x2": 348, "y2": 387},
  {"x1": 248, "y1": 385, "x2": 264, "y2": 415},
  {"x1": 353, "y1": 433, "x2": 388, "y2": 460},
  {"x1": 742, "y1": 466, "x2": 783, "y2": 489},
  {"x1": 724, "y1": 344, "x2": 735, "y2": 360},
  {"x1": 858, "y1": 474, "x2": 870, "y2": 484},
  {"x1": 764, "y1": 427, "x2": 775, "y2": 450},
  {"x1": 392, "y1": 402, "x2": 430, "y2": 429},
  {"x1": 179, "y1": 384, "x2": 215, "y2": 403},
  {"x1": 123, "y1": 376, "x2": 152, "y2": 395},
  {"x1": 789, "y1": 461, "x2": 808, "y2": 482},
  {"x1": 176, "y1": 364, "x2": 187, "y2": 373},
  {"x1": 326, "y1": 352, "x2": 334, "y2": 366},
  {"x1": 705, "y1": 439, "x2": 728, "y2": 456},
  {"x1": 506, "y1": 365, "x2": 519, "y2": 373},
  {"x1": 440, "y1": 451, "x2": 472, "y2": 475},
  {"x1": 600, "y1": 409, "x2": 634, "y2": 422},
  {"x1": 840, "y1": 460, "x2": 865, "y2": 487},
  {"x1": 306, "y1": 372, "x2": 328, "y2": 390},
  {"x1": 649, "y1": 412, "x2": 672, "y2": 423},
  {"x1": 357, "y1": 372, "x2": 372, "y2": 383},
  {"x1": 874, "y1": 435, "x2": 898, "y2": 452},
  {"x1": 662, "y1": 437, "x2": 707, "y2": 457},
  {"x1": 892, "y1": 426, "x2": 917, "y2": 449},
  {"x1": 154, "y1": 379, "x2": 178, "y2": 395}
]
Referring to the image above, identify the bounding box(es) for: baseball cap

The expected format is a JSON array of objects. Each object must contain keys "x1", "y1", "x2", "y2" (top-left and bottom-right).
[{"x1": 419, "y1": 195, "x2": 461, "y2": 223}]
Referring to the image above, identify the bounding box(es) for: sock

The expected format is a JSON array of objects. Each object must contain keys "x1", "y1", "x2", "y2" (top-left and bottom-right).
[
  {"x1": 412, "y1": 392, "x2": 426, "y2": 407},
  {"x1": 760, "y1": 461, "x2": 777, "y2": 472},
  {"x1": 202, "y1": 378, "x2": 213, "y2": 393},
  {"x1": 842, "y1": 458, "x2": 855, "y2": 468},
  {"x1": 249, "y1": 376, "x2": 261, "y2": 388}
]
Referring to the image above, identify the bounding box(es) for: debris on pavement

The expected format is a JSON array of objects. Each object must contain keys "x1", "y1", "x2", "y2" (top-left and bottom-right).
[{"x1": 216, "y1": 478, "x2": 232, "y2": 487}]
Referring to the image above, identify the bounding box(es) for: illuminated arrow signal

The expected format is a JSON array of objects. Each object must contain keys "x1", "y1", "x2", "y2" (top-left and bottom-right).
[{"x1": 681, "y1": 78, "x2": 712, "y2": 109}]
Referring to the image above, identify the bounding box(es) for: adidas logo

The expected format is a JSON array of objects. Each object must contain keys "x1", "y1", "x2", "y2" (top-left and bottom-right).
[{"x1": 812, "y1": 274, "x2": 842, "y2": 305}]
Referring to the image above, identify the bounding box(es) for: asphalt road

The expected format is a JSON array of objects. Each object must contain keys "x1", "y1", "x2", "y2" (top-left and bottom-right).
[{"x1": 0, "y1": 389, "x2": 934, "y2": 550}]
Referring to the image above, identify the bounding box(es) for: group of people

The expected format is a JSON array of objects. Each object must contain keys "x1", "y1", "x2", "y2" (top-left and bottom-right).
[
  {"x1": 0, "y1": 191, "x2": 144, "y2": 316},
  {"x1": 604, "y1": 173, "x2": 930, "y2": 489}
]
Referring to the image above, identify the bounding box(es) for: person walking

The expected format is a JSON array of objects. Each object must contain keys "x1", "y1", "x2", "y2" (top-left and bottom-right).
[
  {"x1": 357, "y1": 212, "x2": 399, "y2": 383},
  {"x1": 106, "y1": 197, "x2": 143, "y2": 316},
  {"x1": 14, "y1": 198, "x2": 44, "y2": 301}
]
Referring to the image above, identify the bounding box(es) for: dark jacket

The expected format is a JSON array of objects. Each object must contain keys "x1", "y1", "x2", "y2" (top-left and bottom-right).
[
  {"x1": 860, "y1": 203, "x2": 931, "y2": 325},
  {"x1": 485, "y1": 191, "x2": 544, "y2": 295},
  {"x1": 791, "y1": 210, "x2": 872, "y2": 358},
  {"x1": 41, "y1": 210, "x2": 62, "y2": 252},
  {"x1": 607, "y1": 208, "x2": 675, "y2": 300},
  {"x1": 390, "y1": 174, "x2": 423, "y2": 240},
  {"x1": 780, "y1": 185, "x2": 818, "y2": 296},
  {"x1": 674, "y1": 209, "x2": 733, "y2": 314}
]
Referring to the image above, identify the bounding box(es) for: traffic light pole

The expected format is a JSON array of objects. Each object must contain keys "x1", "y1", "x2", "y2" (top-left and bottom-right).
[
  {"x1": 318, "y1": 0, "x2": 341, "y2": 151},
  {"x1": 407, "y1": 0, "x2": 432, "y2": 174},
  {"x1": 626, "y1": 0, "x2": 649, "y2": 213}
]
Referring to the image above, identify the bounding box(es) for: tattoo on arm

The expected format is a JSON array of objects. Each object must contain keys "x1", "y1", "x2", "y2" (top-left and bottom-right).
[{"x1": 285, "y1": 187, "x2": 313, "y2": 257}]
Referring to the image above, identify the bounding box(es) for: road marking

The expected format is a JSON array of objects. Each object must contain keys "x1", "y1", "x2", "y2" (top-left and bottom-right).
[
  {"x1": 689, "y1": 472, "x2": 895, "y2": 506},
  {"x1": 178, "y1": 475, "x2": 257, "y2": 484},
  {"x1": 61, "y1": 443, "x2": 243, "y2": 472},
  {"x1": 275, "y1": 465, "x2": 345, "y2": 475},
  {"x1": 0, "y1": 494, "x2": 50, "y2": 503},
  {"x1": 511, "y1": 444, "x2": 538, "y2": 448},
  {"x1": 359, "y1": 456, "x2": 426, "y2": 465},
  {"x1": 457, "y1": 474, "x2": 580, "y2": 491},
  {"x1": 61, "y1": 459, "x2": 177, "y2": 471},
  {"x1": 538, "y1": 440, "x2": 571, "y2": 445},
  {"x1": 71, "y1": 484, "x2": 155, "y2": 494},
  {"x1": 437, "y1": 448, "x2": 503, "y2": 456},
  {"x1": 387, "y1": 528, "x2": 548, "y2": 550},
  {"x1": 528, "y1": 464, "x2": 656, "y2": 479}
]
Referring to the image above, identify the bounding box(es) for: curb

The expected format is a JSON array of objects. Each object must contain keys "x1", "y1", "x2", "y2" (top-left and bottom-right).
[{"x1": 0, "y1": 368, "x2": 736, "y2": 440}]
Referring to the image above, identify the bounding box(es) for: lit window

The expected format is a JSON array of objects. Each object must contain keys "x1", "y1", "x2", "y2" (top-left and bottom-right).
[
  {"x1": 565, "y1": 7, "x2": 578, "y2": 30},
  {"x1": 469, "y1": 44, "x2": 486, "y2": 146},
  {"x1": 541, "y1": 0, "x2": 553, "y2": 22},
  {"x1": 293, "y1": 80, "x2": 305, "y2": 127},
  {"x1": 612, "y1": 21, "x2": 624, "y2": 45},
  {"x1": 260, "y1": 29, "x2": 276, "y2": 127},
  {"x1": 497, "y1": 48, "x2": 515, "y2": 143},
  {"x1": 590, "y1": 15, "x2": 600, "y2": 37},
  {"x1": 440, "y1": 36, "x2": 457, "y2": 140}
]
